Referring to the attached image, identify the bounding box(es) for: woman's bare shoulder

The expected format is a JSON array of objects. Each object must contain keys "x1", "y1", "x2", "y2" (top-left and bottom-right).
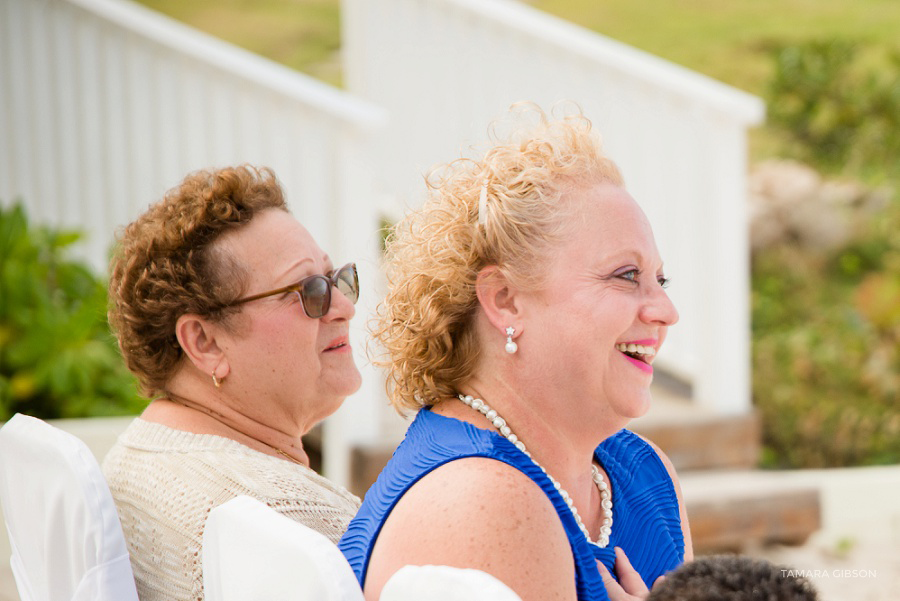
[{"x1": 363, "y1": 456, "x2": 576, "y2": 601}]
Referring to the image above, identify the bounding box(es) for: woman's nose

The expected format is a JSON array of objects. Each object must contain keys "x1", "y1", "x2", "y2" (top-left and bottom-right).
[
  {"x1": 641, "y1": 284, "x2": 679, "y2": 326},
  {"x1": 322, "y1": 284, "x2": 356, "y2": 321}
]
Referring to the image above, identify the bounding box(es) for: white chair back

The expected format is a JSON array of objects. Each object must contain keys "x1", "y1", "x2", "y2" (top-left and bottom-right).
[
  {"x1": 203, "y1": 495, "x2": 364, "y2": 601},
  {"x1": 0, "y1": 413, "x2": 139, "y2": 601},
  {"x1": 381, "y1": 564, "x2": 523, "y2": 601}
]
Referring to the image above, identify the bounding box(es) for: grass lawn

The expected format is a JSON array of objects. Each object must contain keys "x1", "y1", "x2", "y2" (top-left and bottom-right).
[
  {"x1": 534, "y1": 0, "x2": 900, "y2": 94},
  {"x1": 134, "y1": 0, "x2": 343, "y2": 86},
  {"x1": 133, "y1": 0, "x2": 900, "y2": 96}
]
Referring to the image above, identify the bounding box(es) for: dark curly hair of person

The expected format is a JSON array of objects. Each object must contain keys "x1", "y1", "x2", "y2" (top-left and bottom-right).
[
  {"x1": 108, "y1": 165, "x2": 288, "y2": 398},
  {"x1": 648, "y1": 555, "x2": 819, "y2": 601}
]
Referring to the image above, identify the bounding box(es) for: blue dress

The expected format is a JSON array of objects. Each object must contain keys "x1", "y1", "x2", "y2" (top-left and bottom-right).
[{"x1": 339, "y1": 408, "x2": 685, "y2": 600}]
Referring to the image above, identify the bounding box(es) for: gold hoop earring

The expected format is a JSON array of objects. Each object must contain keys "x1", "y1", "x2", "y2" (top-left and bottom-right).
[{"x1": 212, "y1": 372, "x2": 221, "y2": 388}]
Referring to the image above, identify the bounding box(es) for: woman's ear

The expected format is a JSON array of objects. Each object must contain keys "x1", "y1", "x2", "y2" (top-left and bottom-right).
[
  {"x1": 175, "y1": 314, "x2": 229, "y2": 380},
  {"x1": 475, "y1": 266, "x2": 522, "y2": 335}
]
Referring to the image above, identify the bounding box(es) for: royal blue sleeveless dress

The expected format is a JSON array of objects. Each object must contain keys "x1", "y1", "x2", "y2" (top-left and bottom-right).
[{"x1": 339, "y1": 408, "x2": 685, "y2": 600}]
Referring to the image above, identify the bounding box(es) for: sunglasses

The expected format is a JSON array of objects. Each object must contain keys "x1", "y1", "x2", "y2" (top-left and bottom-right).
[{"x1": 228, "y1": 263, "x2": 359, "y2": 318}]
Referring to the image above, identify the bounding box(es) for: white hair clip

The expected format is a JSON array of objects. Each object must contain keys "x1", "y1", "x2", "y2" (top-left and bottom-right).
[{"x1": 477, "y1": 180, "x2": 488, "y2": 226}]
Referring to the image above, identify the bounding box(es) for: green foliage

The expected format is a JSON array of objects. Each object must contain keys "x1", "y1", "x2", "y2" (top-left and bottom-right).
[
  {"x1": 752, "y1": 197, "x2": 900, "y2": 467},
  {"x1": 753, "y1": 39, "x2": 900, "y2": 467},
  {"x1": 768, "y1": 39, "x2": 900, "y2": 175},
  {"x1": 0, "y1": 203, "x2": 145, "y2": 420}
]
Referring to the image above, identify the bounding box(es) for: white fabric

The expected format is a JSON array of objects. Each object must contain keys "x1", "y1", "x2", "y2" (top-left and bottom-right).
[
  {"x1": 0, "y1": 414, "x2": 139, "y2": 601},
  {"x1": 381, "y1": 565, "x2": 524, "y2": 601},
  {"x1": 203, "y1": 495, "x2": 364, "y2": 601}
]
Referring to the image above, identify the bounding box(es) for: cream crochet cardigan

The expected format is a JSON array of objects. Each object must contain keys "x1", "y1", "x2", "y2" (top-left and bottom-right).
[{"x1": 102, "y1": 418, "x2": 360, "y2": 601}]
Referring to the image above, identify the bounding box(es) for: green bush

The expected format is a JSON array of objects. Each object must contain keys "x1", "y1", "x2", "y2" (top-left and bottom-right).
[
  {"x1": 752, "y1": 195, "x2": 900, "y2": 467},
  {"x1": 768, "y1": 39, "x2": 900, "y2": 176},
  {"x1": 753, "y1": 38, "x2": 900, "y2": 467},
  {"x1": 0, "y1": 203, "x2": 144, "y2": 419}
]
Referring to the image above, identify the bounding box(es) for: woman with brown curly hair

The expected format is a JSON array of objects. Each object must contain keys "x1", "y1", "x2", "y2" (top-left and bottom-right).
[
  {"x1": 103, "y1": 165, "x2": 362, "y2": 601},
  {"x1": 339, "y1": 106, "x2": 693, "y2": 601}
]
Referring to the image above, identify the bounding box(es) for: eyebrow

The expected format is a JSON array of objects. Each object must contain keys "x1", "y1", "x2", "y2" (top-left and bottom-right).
[
  {"x1": 599, "y1": 250, "x2": 665, "y2": 271},
  {"x1": 274, "y1": 254, "x2": 333, "y2": 284}
]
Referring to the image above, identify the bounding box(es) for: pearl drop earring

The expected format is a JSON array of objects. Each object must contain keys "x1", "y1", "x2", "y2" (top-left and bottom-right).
[{"x1": 505, "y1": 326, "x2": 518, "y2": 354}]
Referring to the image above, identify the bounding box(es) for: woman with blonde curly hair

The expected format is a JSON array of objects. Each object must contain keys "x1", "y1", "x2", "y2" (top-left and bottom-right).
[
  {"x1": 340, "y1": 106, "x2": 693, "y2": 601},
  {"x1": 103, "y1": 165, "x2": 362, "y2": 601}
]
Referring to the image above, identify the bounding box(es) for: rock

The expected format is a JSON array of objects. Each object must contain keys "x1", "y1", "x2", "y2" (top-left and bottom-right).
[
  {"x1": 819, "y1": 180, "x2": 867, "y2": 207},
  {"x1": 749, "y1": 160, "x2": 822, "y2": 208},
  {"x1": 785, "y1": 198, "x2": 853, "y2": 253},
  {"x1": 747, "y1": 159, "x2": 890, "y2": 254}
]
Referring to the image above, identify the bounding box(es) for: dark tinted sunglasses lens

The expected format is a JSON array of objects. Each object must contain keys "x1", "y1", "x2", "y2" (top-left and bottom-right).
[
  {"x1": 301, "y1": 276, "x2": 330, "y2": 318},
  {"x1": 335, "y1": 265, "x2": 359, "y2": 304}
]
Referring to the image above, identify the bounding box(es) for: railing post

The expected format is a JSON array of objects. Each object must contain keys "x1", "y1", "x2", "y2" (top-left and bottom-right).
[
  {"x1": 322, "y1": 126, "x2": 387, "y2": 486},
  {"x1": 693, "y1": 118, "x2": 753, "y2": 415}
]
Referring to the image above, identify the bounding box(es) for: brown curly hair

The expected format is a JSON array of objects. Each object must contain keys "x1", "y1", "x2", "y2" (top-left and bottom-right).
[
  {"x1": 373, "y1": 104, "x2": 624, "y2": 413},
  {"x1": 108, "y1": 165, "x2": 288, "y2": 398}
]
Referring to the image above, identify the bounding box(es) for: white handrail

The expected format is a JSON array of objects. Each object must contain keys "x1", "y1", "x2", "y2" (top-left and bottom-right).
[
  {"x1": 445, "y1": 0, "x2": 764, "y2": 123},
  {"x1": 64, "y1": 0, "x2": 386, "y2": 129}
]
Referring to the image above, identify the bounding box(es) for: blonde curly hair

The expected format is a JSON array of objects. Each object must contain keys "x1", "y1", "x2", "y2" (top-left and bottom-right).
[
  {"x1": 374, "y1": 105, "x2": 624, "y2": 413},
  {"x1": 108, "y1": 165, "x2": 287, "y2": 398}
]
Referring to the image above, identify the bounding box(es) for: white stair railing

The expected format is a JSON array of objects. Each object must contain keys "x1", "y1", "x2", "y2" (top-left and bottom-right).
[
  {"x1": 0, "y1": 0, "x2": 386, "y2": 270},
  {"x1": 342, "y1": 0, "x2": 765, "y2": 415},
  {"x1": 0, "y1": 0, "x2": 388, "y2": 485}
]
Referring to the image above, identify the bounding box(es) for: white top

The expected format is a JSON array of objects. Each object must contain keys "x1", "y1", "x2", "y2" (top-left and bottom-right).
[{"x1": 102, "y1": 418, "x2": 360, "y2": 601}]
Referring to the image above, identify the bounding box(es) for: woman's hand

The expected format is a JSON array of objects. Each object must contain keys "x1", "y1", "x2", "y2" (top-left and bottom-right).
[{"x1": 598, "y1": 547, "x2": 665, "y2": 601}]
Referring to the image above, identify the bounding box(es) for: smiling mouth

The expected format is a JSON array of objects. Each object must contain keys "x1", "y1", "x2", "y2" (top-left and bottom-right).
[
  {"x1": 324, "y1": 341, "x2": 348, "y2": 352},
  {"x1": 615, "y1": 343, "x2": 656, "y2": 365}
]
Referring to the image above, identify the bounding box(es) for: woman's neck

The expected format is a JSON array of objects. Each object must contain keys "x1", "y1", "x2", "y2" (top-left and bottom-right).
[
  {"x1": 143, "y1": 379, "x2": 310, "y2": 466},
  {"x1": 443, "y1": 377, "x2": 595, "y2": 478},
  {"x1": 439, "y1": 381, "x2": 611, "y2": 536}
]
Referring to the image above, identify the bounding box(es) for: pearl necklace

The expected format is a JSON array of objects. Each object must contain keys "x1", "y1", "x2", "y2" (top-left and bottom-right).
[{"x1": 458, "y1": 394, "x2": 613, "y2": 548}]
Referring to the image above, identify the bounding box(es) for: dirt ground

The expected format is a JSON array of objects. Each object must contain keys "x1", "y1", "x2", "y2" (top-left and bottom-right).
[
  {"x1": 757, "y1": 538, "x2": 899, "y2": 601},
  {"x1": 744, "y1": 463, "x2": 900, "y2": 601}
]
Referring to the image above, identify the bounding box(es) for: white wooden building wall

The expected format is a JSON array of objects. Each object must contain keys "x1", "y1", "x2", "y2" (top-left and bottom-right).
[
  {"x1": 0, "y1": 0, "x2": 388, "y2": 485},
  {"x1": 342, "y1": 0, "x2": 766, "y2": 415}
]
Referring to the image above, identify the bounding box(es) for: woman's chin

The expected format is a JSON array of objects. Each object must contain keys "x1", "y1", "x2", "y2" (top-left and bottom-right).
[
  {"x1": 615, "y1": 392, "x2": 653, "y2": 421},
  {"x1": 335, "y1": 367, "x2": 363, "y2": 397}
]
